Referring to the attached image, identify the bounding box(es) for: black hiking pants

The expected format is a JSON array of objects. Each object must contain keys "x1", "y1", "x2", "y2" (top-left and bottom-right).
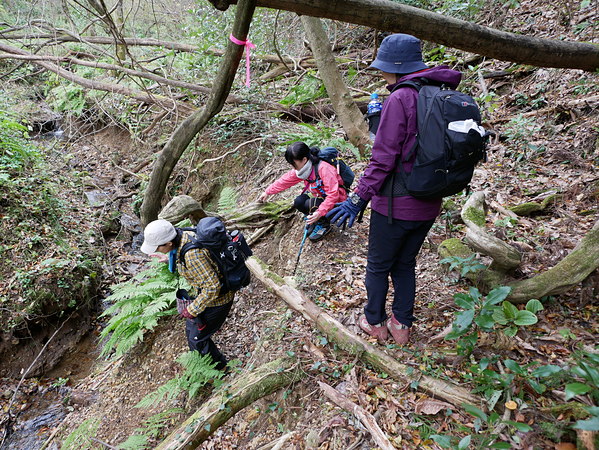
[
  {"x1": 185, "y1": 300, "x2": 233, "y2": 370},
  {"x1": 364, "y1": 211, "x2": 435, "y2": 328},
  {"x1": 293, "y1": 194, "x2": 323, "y2": 216}
]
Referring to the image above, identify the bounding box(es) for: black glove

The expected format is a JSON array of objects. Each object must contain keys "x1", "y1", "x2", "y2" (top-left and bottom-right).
[{"x1": 326, "y1": 193, "x2": 367, "y2": 229}]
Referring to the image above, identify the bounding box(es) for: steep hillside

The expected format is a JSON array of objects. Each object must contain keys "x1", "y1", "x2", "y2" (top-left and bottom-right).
[{"x1": 0, "y1": 0, "x2": 597, "y2": 448}]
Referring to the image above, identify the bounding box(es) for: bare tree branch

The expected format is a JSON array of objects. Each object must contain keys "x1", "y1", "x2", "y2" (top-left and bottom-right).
[
  {"x1": 208, "y1": 0, "x2": 599, "y2": 71},
  {"x1": 0, "y1": 42, "x2": 194, "y2": 114}
]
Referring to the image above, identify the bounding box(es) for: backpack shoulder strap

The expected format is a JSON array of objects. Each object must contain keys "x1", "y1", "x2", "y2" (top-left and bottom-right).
[
  {"x1": 178, "y1": 239, "x2": 204, "y2": 266},
  {"x1": 391, "y1": 78, "x2": 422, "y2": 94}
]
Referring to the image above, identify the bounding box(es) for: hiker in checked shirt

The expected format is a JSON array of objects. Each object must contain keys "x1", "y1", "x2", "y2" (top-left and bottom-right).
[{"x1": 140, "y1": 219, "x2": 232, "y2": 370}]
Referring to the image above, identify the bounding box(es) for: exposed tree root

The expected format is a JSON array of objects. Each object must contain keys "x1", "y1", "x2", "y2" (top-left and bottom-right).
[{"x1": 439, "y1": 191, "x2": 599, "y2": 303}]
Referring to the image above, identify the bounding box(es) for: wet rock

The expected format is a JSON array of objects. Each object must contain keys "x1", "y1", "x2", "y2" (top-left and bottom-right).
[{"x1": 85, "y1": 190, "x2": 110, "y2": 207}]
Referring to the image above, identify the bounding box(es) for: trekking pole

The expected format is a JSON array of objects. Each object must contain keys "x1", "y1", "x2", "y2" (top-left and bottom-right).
[{"x1": 292, "y1": 222, "x2": 310, "y2": 276}]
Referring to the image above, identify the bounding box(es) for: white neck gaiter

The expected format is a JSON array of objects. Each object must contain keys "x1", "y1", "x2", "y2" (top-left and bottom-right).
[{"x1": 295, "y1": 160, "x2": 313, "y2": 180}]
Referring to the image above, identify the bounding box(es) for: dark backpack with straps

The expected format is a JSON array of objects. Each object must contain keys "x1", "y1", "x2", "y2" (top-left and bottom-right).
[
  {"x1": 178, "y1": 217, "x2": 252, "y2": 295},
  {"x1": 305, "y1": 147, "x2": 355, "y2": 194},
  {"x1": 381, "y1": 79, "x2": 489, "y2": 201}
]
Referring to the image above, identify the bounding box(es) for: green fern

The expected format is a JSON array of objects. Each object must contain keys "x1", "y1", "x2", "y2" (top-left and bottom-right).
[
  {"x1": 135, "y1": 351, "x2": 224, "y2": 408},
  {"x1": 61, "y1": 417, "x2": 101, "y2": 450},
  {"x1": 217, "y1": 186, "x2": 238, "y2": 215},
  {"x1": 117, "y1": 408, "x2": 184, "y2": 450},
  {"x1": 99, "y1": 259, "x2": 188, "y2": 359}
]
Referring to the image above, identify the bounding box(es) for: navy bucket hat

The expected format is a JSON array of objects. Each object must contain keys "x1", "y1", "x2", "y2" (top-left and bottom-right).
[{"x1": 369, "y1": 33, "x2": 428, "y2": 74}]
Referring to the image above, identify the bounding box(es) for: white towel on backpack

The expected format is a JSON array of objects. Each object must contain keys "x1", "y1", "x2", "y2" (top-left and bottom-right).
[{"x1": 448, "y1": 119, "x2": 486, "y2": 136}]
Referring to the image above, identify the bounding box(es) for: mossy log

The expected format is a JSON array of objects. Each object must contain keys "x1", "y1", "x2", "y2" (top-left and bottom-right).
[
  {"x1": 245, "y1": 257, "x2": 483, "y2": 409},
  {"x1": 450, "y1": 192, "x2": 599, "y2": 304},
  {"x1": 461, "y1": 192, "x2": 522, "y2": 272},
  {"x1": 509, "y1": 193, "x2": 561, "y2": 216},
  {"x1": 506, "y1": 219, "x2": 599, "y2": 303},
  {"x1": 438, "y1": 238, "x2": 506, "y2": 289},
  {"x1": 158, "y1": 196, "x2": 294, "y2": 232},
  {"x1": 155, "y1": 356, "x2": 301, "y2": 450},
  {"x1": 225, "y1": 200, "x2": 295, "y2": 230}
]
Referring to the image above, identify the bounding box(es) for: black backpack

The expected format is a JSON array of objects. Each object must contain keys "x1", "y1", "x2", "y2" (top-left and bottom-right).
[
  {"x1": 178, "y1": 217, "x2": 252, "y2": 295},
  {"x1": 381, "y1": 79, "x2": 488, "y2": 203},
  {"x1": 306, "y1": 147, "x2": 355, "y2": 193}
]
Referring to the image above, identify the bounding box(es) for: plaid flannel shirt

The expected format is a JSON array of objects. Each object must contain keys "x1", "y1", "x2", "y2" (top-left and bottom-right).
[{"x1": 178, "y1": 232, "x2": 234, "y2": 317}]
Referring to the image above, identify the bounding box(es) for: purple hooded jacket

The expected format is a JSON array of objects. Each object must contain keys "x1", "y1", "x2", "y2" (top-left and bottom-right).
[{"x1": 355, "y1": 66, "x2": 462, "y2": 221}]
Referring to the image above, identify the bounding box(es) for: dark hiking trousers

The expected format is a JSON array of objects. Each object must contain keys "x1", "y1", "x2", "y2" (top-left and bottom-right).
[
  {"x1": 293, "y1": 194, "x2": 323, "y2": 216},
  {"x1": 185, "y1": 301, "x2": 233, "y2": 370},
  {"x1": 364, "y1": 211, "x2": 435, "y2": 328}
]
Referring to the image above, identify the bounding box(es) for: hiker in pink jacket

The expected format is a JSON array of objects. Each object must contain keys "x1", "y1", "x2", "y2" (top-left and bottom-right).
[{"x1": 258, "y1": 141, "x2": 347, "y2": 241}]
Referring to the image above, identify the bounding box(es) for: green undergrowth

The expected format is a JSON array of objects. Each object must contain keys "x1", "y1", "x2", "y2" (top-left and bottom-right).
[
  {"x1": 99, "y1": 259, "x2": 187, "y2": 359},
  {"x1": 0, "y1": 102, "x2": 102, "y2": 333}
]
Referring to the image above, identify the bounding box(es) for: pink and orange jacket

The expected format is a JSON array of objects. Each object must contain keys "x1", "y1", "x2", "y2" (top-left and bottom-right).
[{"x1": 265, "y1": 162, "x2": 348, "y2": 217}]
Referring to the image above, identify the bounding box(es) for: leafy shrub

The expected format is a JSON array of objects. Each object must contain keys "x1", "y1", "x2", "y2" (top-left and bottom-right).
[
  {"x1": 99, "y1": 259, "x2": 186, "y2": 359},
  {"x1": 446, "y1": 286, "x2": 542, "y2": 354},
  {"x1": 0, "y1": 111, "x2": 39, "y2": 181},
  {"x1": 280, "y1": 72, "x2": 327, "y2": 106}
]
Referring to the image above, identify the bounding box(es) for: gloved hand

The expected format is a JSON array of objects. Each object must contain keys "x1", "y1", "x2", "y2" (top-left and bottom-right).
[
  {"x1": 326, "y1": 193, "x2": 367, "y2": 229},
  {"x1": 180, "y1": 308, "x2": 194, "y2": 320}
]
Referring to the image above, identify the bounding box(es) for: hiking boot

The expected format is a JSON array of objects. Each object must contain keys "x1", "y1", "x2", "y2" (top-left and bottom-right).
[
  {"x1": 359, "y1": 315, "x2": 388, "y2": 343},
  {"x1": 308, "y1": 220, "x2": 331, "y2": 241},
  {"x1": 387, "y1": 315, "x2": 410, "y2": 345}
]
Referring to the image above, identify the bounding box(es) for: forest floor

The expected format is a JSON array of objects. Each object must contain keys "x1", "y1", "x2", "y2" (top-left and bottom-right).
[
  {"x1": 19, "y1": 58, "x2": 597, "y2": 449},
  {"x1": 0, "y1": 0, "x2": 598, "y2": 449}
]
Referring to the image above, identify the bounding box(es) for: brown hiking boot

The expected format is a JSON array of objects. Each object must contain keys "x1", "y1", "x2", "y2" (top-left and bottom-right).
[
  {"x1": 359, "y1": 315, "x2": 388, "y2": 343},
  {"x1": 388, "y1": 315, "x2": 410, "y2": 345}
]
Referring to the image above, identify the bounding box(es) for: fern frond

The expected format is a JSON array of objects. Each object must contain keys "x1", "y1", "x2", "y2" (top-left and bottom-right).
[
  {"x1": 135, "y1": 379, "x2": 182, "y2": 408},
  {"x1": 117, "y1": 433, "x2": 149, "y2": 450},
  {"x1": 99, "y1": 259, "x2": 182, "y2": 359},
  {"x1": 61, "y1": 418, "x2": 101, "y2": 450},
  {"x1": 217, "y1": 186, "x2": 238, "y2": 215}
]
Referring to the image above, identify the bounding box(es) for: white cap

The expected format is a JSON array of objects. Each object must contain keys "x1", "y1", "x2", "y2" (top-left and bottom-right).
[{"x1": 140, "y1": 219, "x2": 177, "y2": 254}]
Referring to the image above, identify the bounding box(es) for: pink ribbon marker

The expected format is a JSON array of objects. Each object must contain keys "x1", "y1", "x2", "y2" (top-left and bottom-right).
[{"x1": 229, "y1": 33, "x2": 256, "y2": 88}]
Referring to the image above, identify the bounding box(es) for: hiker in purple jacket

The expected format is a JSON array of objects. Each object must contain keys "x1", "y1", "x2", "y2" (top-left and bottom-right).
[{"x1": 327, "y1": 33, "x2": 462, "y2": 345}]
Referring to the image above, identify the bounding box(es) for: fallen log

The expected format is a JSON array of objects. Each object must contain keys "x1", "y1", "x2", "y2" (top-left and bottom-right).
[
  {"x1": 245, "y1": 257, "x2": 483, "y2": 409},
  {"x1": 0, "y1": 53, "x2": 245, "y2": 104},
  {"x1": 442, "y1": 193, "x2": 599, "y2": 304},
  {"x1": 0, "y1": 42, "x2": 194, "y2": 115},
  {"x1": 318, "y1": 381, "x2": 394, "y2": 450},
  {"x1": 461, "y1": 192, "x2": 522, "y2": 272},
  {"x1": 208, "y1": 0, "x2": 599, "y2": 71},
  {"x1": 438, "y1": 237, "x2": 506, "y2": 289},
  {"x1": 155, "y1": 356, "x2": 301, "y2": 450}
]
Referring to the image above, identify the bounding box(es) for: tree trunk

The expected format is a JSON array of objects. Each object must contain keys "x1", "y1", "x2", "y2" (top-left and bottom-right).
[
  {"x1": 245, "y1": 257, "x2": 483, "y2": 409},
  {"x1": 139, "y1": 0, "x2": 257, "y2": 226},
  {"x1": 300, "y1": 16, "x2": 370, "y2": 155},
  {"x1": 155, "y1": 356, "x2": 301, "y2": 450},
  {"x1": 506, "y1": 219, "x2": 599, "y2": 303},
  {"x1": 208, "y1": 0, "x2": 599, "y2": 72}
]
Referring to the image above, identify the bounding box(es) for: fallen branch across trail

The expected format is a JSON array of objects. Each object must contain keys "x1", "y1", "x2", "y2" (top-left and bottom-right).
[
  {"x1": 318, "y1": 381, "x2": 394, "y2": 450},
  {"x1": 155, "y1": 356, "x2": 301, "y2": 450},
  {"x1": 245, "y1": 257, "x2": 482, "y2": 409}
]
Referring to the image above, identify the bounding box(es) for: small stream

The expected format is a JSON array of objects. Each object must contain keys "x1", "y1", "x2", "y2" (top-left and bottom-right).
[
  {"x1": 2, "y1": 111, "x2": 146, "y2": 449},
  {"x1": 0, "y1": 333, "x2": 100, "y2": 450}
]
